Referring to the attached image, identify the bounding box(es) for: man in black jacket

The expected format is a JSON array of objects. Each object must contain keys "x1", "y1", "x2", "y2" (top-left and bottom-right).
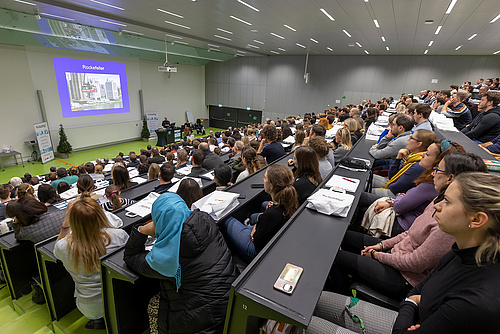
[
  {"x1": 199, "y1": 142, "x2": 223, "y2": 171},
  {"x1": 149, "y1": 147, "x2": 165, "y2": 164},
  {"x1": 187, "y1": 149, "x2": 208, "y2": 177},
  {"x1": 462, "y1": 91, "x2": 500, "y2": 143}
]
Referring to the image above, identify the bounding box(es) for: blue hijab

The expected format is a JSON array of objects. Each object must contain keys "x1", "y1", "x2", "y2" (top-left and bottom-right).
[{"x1": 146, "y1": 192, "x2": 192, "y2": 291}]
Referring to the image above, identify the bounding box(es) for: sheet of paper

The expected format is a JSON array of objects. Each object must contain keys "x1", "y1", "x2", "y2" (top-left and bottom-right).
[
  {"x1": 325, "y1": 175, "x2": 360, "y2": 193},
  {"x1": 168, "y1": 177, "x2": 202, "y2": 193},
  {"x1": 176, "y1": 165, "x2": 193, "y2": 176},
  {"x1": 125, "y1": 192, "x2": 160, "y2": 217},
  {"x1": 131, "y1": 176, "x2": 148, "y2": 184}
]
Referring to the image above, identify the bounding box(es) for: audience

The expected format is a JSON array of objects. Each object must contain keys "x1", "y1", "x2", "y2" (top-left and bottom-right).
[
  {"x1": 308, "y1": 136, "x2": 333, "y2": 180},
  {"x1": 461, "y1": 91, "x2": 500, "y2": 143},
  {"x1": 442, "y1": 90, "x2": 472, "y2": 130},
  {"x1": 176, "y1": 178, "x2": 203, "y2": 208},
  {"x1": 199, "y1": 142, "x2": 223, "y2": 171},
  {"x1": 101, "y1": 185, "x2": 135, "y2": 211},
  {"x1": 148, "y1": 163, "x2": 160, "y2": 181},
  {"x1": 333, "y1": 128, "x2": 352, "y2": 162},
  {"x1": 153, "y1": 163, "x2": 176, "y2": 193},
  {"x1": 51, "y1": 167, "x2": 78, "y2": 189},
  {"x1": 187, "y1": 149, "x2": 209, "y2": 177},
  {"x1": 235, "y1": 146, "x2": 262, "y2": 183},
  {"x1": 214, "y1": 164, "x2": 232, "y2": 190},
  {"x1": 291, "y1": 146, "x2": 322, "y2": 205},
  {"x1": 257, "y1": 124, "x2": 285, "y2": 163}
]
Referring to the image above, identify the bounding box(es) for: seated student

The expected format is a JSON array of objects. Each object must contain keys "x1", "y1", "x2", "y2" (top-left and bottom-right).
[
  {"x1": 333, "y1": 128, "x2": 352, "y2": 162},
  {"x1": 461, "y1": 91, "x2": 500, "y2": 143},
  {"x1": 442, "y1": 90, "x2": 473, "y2": 130},
  {"x1": 235, "y1": 146, "x2": 262, "y2": 183},
  {"x1": 55, "y1": 197, "x2": 128, "y2": 330},
  {"x1": 369, "y1": 114, "x2": 413, "y2": 162},
  {"x1": 257, "y1": 124, "x2": 285, "y2": 164},
  {"x1": 291, "y1": 146, "x2": 322, "y2": 205},
  {"x1": 364, "y1": 107, "x2": 378, "y2": 130},
  {"x1": 149, "y1": 147, "x2": 166, "y2": 164},
  {"x1": 214, "y1": 164, "x2": 232, "y2": 191},
  {"x1": 51, "y1": 168, "x2": 78, "y2": 189},
  {"x1": 37, "y1": 184, "x2": 62, "y2": 206},
  {"x1": 101, "y1": 185, "x2": 136, "y2": 212},
  {"x1": 112, "y1": 164, "x2": 138, "y2": 191},
  {"x1": 187, "y1": 150, "x2": 209, "y2": 177},
  {"x1": 176, "y1": 178, "x2": 203, "y2": 209},
  {"x1": 57, "y1": 182, "x2": 71, "y2": 195},
  {"x1": 310, "y1": 171, "x2": 500, "y2": 334},
  {"x1": 84, "y1": 162, "x2": 104, "y2": 181},
  {"x1": 175, "y1": 149, "x2": 188, "y2": 170},
  {"x1": 165, "y1": 152, "x2": 175, "y2": 164},
  {"x1": 308, "y1": 136, "x2": 333, "y2": 181},
  {"x1": 291, "y1": 129, "x2": 306, "y2": 151},
  {"x1": 6, "y1": 196, "x2": 66, "y2": 243},
  {"x1": 0, "y1": 184, "x2": 13, "y2": 221},
  {"x1": 148, "y1": 163, "x2": 160, "y2": 181},
  {"x1": 154, "y1": 163, "x2": 176, "y2": 193},
  {"x1": 411, "y1": 103, "x2": 433, "y2": 132},
  {"x1": 372, "y1": 129, "x2": 436, "y2": 197},
  {"x1": 16, "y1": 183, "x2": 35, "y2": 199},
  {"x1": 222, "y1": 165, "x2": 298, "y2": 263},
  {"x1": 69, "y1": 174, "x2": 104, "y2": 206},
  {"x1": 306, "y1": 124, "x2": 335, "y2": 168},
  {"x1": 344, "y1": 118, "x2": 363, "y2": 145},
  {"x1": 127, "y1": 153, "x2": 140, "y2": 168},
  {"x1": 332, "y1": 152, "x2": 488, "y2": 302},
  {"x1": 199, "y1": 142, "x2": 223, "y2": 171},
  {"x1": 138, "y1": 154, "x2": 149, "y2": 174},
  {"x1": 94, "y1": 164, "x2": 104, "y2": 175},
  {"x1": 123, "y1": 192, "x2": 236, "y2": 334}
]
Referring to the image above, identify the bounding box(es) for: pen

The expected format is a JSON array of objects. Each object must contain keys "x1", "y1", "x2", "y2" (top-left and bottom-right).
[{"x1": 342, "y1": 177, "x2": 356, "y2": 183}]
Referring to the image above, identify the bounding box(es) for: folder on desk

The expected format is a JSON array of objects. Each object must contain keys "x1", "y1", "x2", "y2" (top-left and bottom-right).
[
  {"x1": 325, "y1": 175, "x2": 360, "y2": 193},
  {"x1": 125, "y1": 192, "x2": 160, "y2": 217}
]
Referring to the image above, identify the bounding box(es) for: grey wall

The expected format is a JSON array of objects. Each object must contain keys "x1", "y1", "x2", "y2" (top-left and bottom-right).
[{"x1": 206, "y1": 55, "x2": 500, "y2": 121}]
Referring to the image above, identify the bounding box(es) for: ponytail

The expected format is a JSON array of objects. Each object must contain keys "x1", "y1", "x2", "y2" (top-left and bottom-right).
[
  {"x1": 77, "y1": 174, "x2": 95, "y2": 199},
  {"x1": 266, "y1": 165, "x2": 298, "y2": 218},
  {"x1": 274, "y1": 184, "x2": 298, "y2": 218},
  {"x1": 105, "y1": 185, "x2": 122, "y2": 210}
]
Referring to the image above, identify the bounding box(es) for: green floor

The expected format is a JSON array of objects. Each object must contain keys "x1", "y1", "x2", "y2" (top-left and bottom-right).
[{"x1": 0, "y1": 128, "x2": 223, "y2": 184}]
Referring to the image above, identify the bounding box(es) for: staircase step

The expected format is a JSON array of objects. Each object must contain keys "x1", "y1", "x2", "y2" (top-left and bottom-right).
[
  {"x1": 0, "y1": 303, "x2": 51, "y2": 333},
  {"x1": 12, "y1": 292, "x2": 42, "y2": 315},
  {"x1": 34, "y1": 325, "x2": 55, "y2": 334},
  {"x1": 0, "y1": 304, "x2": 19, "y2": 326},
  {"x1": 53, "y1": 308, "x2": 106, "y2": 334}
]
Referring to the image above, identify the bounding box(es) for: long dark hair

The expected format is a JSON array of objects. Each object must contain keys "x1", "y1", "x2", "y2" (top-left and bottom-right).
[
  {"x1": 6, "y1": 197, "x2": 48, "y2": 226},
  {"x1": 77, "y1": 174, "x2": 95, "y2": 198},
  {"x1": 38, "y1": 184, "x2": 62, "y2": 204},
  {"x1": 105, "y1": 185, "x2": 122, "y2": 210},
  {"x1": 293, "y1": 146, "x2": 322, "y2": 186},
  {"x1": 266, "y1": 165, "x2": 298, "y2": 218},
  {"x1": 176, "y1": 178, "x2": 203, "y2": 208},
  {"x1": 112, "y1": 164, "x2": 131, "y2": 190},
  {"x1": 242, "y1": 146, "x2": 262, "y2": 175},
  {"x1": 414, "y1": 140, "x2": 464, "y2": 185}
]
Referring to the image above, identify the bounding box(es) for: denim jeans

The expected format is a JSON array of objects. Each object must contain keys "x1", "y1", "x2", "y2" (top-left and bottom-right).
[{"x1": 223, "y1": 217, "x2": 257, "y2": 263}]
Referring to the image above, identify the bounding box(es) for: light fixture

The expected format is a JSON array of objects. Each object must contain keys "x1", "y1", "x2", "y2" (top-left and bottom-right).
[
  {"x1": 490, "y1": 13, "x2": 500, "y2": 23},
  {"x1": 90, "y1": 0, "x2": 124, "y2": 10},
  {"x1": 327, "y1": 47, "x2": 333, "y2": 51},
  {"x1": 164, "y1": 20, "x2": 190, "y2": 29},
  {"x1": 424, "y1": 49, "x2": 429, "y2": 54},
  {"x1": 278, "y1": 47, "x2": 286, "y2": 51},
  {"x1": 343, "y1": 30, "x2": 352, "y2": 37},
  {"x1": 319, "y1": 8, "x2": 335, "y2": 21},
  {"x1": 270, "y1": 51, "x2": 280, "y2": 54},
  {"x1": 13, "y1": 0, "x2": 36, "y2": 5},
  {"x1": 373, "y1": 20, "x2": 380, "y2": 28},
  {"x1": 236, "y1": 50, "x2": 246, "y2": 54},
  {"x1": 157, "y1": 8, "x2": 184, "y2": 18},
  {"x1": 468, "y1": 34, "x2": 477, "y2": 40},
  {"x1": 310, "y1": 38, "x2": 318, "y2": 43},
  {"x1": 434, "y1": 25, "x2": 442, "y2": 34},
  {"x1": 165, "y1": 33, "x2": 182, "y2": 39},
  {"x1": 175, "y1": 41, "x2": 188, "y2": 45},
  {"x1": 381, "y1": 36, "x2": 386, "y2": 42},
  {"x1": 356, "y1": 42, "x2": 362, "y2": 48},
  {"x1": 270, "y1": 32, "x2": 285, "y2": 39},
  {"x1": 425, "y1": 20, "x2": 434, "y2": 24},
  {"x1": 230, "y1": 15, "x2": 252, "y2": 25},
  {"x1": 247, "y1": 44, "x2": 259, "y2": 49},
  {"x1": 253, "y1": 40, "x2": 264, "y2": 44},
  {"x1": 237, "y1": 0, "x2": 260, "y2": 12},
  {"x1": 494, "y1": 50, "x2": 500, "y2": 54},
  {"x1": 41, "y1": 13, "x2": 76, "y2": 21},
  {"x1": 364, "y1": 50, "x2": 369, "y2": 54},
  {"x1": 218, "y1": 104, "x2": 222, "y2": 107},
  {"x1": 284, "y1": 24, "x2": 296, "y2": 31},
  {"x1": 217, "y1": 28, "x2": 233, "y2": 34},
  {"x1": 455, "y1": 45, "x2": 462, "y2": 50},
  {"x1": 428, "y1": 40, "x2": 434, "y2": 47},
  {"x1": 122, "y1": 29, "x2": 143, "y2": 35},
  {"x1": 386, "y1": 46, "x2": 390, "y2": 51},
  {"x1": 364, "y1": 0, "x2": 369, "y2": 2},
  {"x1": 100, "y1": 19, "x2": 127, "y2": 27},
  {"x1": 296, "y1": 43, "x2": 306, "y2": 48},
  {"x1": 214, "y1": 34, "x2": 231, "y2": 41},
  {"x1": 445, "y1": 0, "x2": 457, "y2": 14},
  {"x1": 246, "y1": 107, "x2": 251, "y2": 110},
  {"x1": 207, "y1": 44, "x2": 219, "y2": 48}
]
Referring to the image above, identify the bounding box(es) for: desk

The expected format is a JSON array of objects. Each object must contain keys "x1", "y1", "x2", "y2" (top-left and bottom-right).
[
  {"x1": 223, "y1": 137, "x2": 376, "y2": 333},
  {"x1": 437, "y1": 129, "x2": 497, "y2": 161},
  {"x1": 0, "y1": 150, "x2": 23, "y2": 171}
]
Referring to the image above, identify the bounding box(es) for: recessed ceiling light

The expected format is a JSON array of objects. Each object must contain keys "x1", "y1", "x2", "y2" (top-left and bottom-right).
[
  {"x1": 100, "y1": 19, "x2": 127, "y2": 27},
  {"x1": 41, "y1": 13, "x2": 76, "y2": 21},
  {"x1": 230, "y1": 15, "x2": 252, "y2": 25},
  {"x1": 284, "y1": 24, "x2": 296, "y2": 31},
  {"x1": 90, "y1": 0, "x2": 124, "y2": 10},
  {"x1": 348, "y1": 44, "x2": 355, "y2": 47},
  {"x1": 310, "y1": 38, "x2": 318, "y2": 43},
  {"x1": 468, "y1": 34, "x2": 477, "y2": 40},
  {"x1": 165, "y1": 33, "x2": 182, "y2": 39},
  {"x1": 356, "y1": 42, "x2": 362, "y2": 48},
  {"x1": 175, "y1": 41, "x2": 188, "y2": 45},
  {"x1": 434, "y1": 25, "x2": 442, "y2": 34},
  {"x1": 270, "y1": 32, "x2": 285, "y2": 39},
  {"x1": 236, "y1": 50, "x2": 246, "y2": 54},
  {"x1": 364, "y1": 50, "x2": 369, "y2": 54},
  {"x1": 445, "y1": 0, "x2": 457, "y2": 14},
  {"x1": 237, "y1": 0, "x2": 260, "y2": 12},
  {"x1": 164, "y1": 20, "x2": 190, "y2": 29},
  {"x1": 364, "y1": 0, "x2": 369, "y2": 2},
  {"x1": 253, "y1": 40, "x2": 264, "y2": 44},
  {"x1": 320, "y1": 8, "x2": 335, "y2": 21},
  {"x1": 296, "y1": 43, "x2": 306, "y2": 48},
  {"x1": 343, "y1": 30, "x2": 352, "y2": 38},
  {"x1": 207, "y1": 44, "x2": 219, "y2": 48},
  {"x1": 270, "y1": 51, "x2": 280, "y2": 54},
  {"x1": 214, "y1": 34, "x2": 231, "y2": 41},
  {"x1": 217, "y1": 28, "x2": 233, "y2": 34},
  {"x1": 327, "y1": 47, "x2": 333, "y2": 51},
  {"x1": 373, "y1": 20, "x2": 380, "y2": 28},
  {"x1": 428, "y1": 40, "x2": 434, "y2": 47},
  {"x1": 250, "y1": 29, "x2": 258, "y2": 33},
  {"x1": 490, "y1": 13, "x2": 500, "y2": 23},
  {"x1": 278, "y1": 47, "x2": 286, "y2": 51},
  {"x1": 386, "y1": 46, "x2": 390, "y2": 51},
  {"x1": 494, "y1": 50, "x2": 500, "y2": 54},
  {"x1": 424, "y1": 49, "x2": 429, "y2": 54},
  {"x1": 122, "y1": 29, "x2": 143, "y2": 35},
  {"x1": 424, "y1": 20, "x2": 434, "y2": 24},
  {"x1": 455, "y1": 45, "x2": 462, "y2": 50},
  {"x1": 247, "y1": 44, "x2": 259, "y2": 49},
  {"x1": 381, "y1": 36, "x2": 386, "y2": 42},
  {"x1": 157, "y1": 8, "x2": 183, "y2": 18},
  {"x1": 13, "y1": 0, "x2": 36, "y2": 5}
]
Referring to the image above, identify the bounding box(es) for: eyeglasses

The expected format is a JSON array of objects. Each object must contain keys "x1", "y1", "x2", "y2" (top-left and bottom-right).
[
  {"x1": 432, "y1": 167, "x2": 446, "y2": 175},
  {"x1": 409, "y1": 136, "x2": 421, "y2": 142}
]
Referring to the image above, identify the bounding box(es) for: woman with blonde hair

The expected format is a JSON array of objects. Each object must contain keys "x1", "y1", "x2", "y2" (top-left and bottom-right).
[
  {"x1": 16, "y1": 183, "x2": 35, "y2": 199},
  {"x1": 235, "y1": 146, "x2": 262, "y2": 183},
  {"x1": 333, "y1": 128, "x2": 352, "y2": 162},
  {"x1": 94, "y1": 164, "x2": 104, "y2": 175},
  {"x1": 343, "y1": 118, "x2": 363, "y2": 145},
  {"x1": 54, "y1": 197, "x2": 128, "y2": 329},
  {"x1": 148, "y1": 163, "x2": 160, "y2": 181},
  {"x1": 292, "y1": 130, "x2": 306, "y2": 151}
]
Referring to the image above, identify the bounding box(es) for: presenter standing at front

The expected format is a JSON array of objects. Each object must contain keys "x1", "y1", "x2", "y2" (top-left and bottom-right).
[{"x1": 162, "y1": 117, "x2": 170, "y2": 129}]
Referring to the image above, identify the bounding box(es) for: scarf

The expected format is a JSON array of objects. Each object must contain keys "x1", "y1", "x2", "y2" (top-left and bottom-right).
[
  {"x1": 146, "y1": 192, "x2": 192, "y2": 291},
  {"x1": 385, "y1": 152, "x2": 422, "y2": 189}
]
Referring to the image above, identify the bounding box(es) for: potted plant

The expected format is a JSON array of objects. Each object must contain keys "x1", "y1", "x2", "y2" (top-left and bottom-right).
[
  {"x1": 57, "y1": 124, "x2": 72, "y2": 159},
  {"x1": 141, "y1": 116, "x2": 150, "y2": 142}
]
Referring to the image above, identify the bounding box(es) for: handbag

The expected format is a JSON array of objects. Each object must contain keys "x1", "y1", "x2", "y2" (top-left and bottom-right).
[{"x1": 339, "y1": 157, "x2": 371, "y2": 170}]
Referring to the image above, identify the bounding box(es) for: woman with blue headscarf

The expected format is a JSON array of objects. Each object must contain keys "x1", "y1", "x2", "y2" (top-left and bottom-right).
[{"x1": 124, "y1": 192, "x2": 237, "y2": 334}]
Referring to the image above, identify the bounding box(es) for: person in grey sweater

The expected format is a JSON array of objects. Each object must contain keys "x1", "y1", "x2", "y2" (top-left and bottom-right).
[{"x1": 369, "y1": 114, "x2": 414, "y2": 160}]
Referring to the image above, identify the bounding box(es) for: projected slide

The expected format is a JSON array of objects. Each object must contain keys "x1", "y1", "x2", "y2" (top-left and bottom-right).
[{"x1": 53, "y1": 58, "x2": 130, "y2": 118}]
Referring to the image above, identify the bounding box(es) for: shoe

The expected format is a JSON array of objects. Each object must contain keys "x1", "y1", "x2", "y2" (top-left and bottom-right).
[{"x1": 85, "y1": 318, "x2": 106, "y2": 330}]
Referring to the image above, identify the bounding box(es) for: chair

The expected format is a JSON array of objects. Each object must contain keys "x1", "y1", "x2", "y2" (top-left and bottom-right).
[{"x1": 350, "y1": 282, "x2": 401, "y2": 311}]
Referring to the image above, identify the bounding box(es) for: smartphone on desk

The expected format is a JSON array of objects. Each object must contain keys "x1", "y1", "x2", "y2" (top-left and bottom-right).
[{"x1": 273, "y1": 263, "x2": 303, "y2": 294}]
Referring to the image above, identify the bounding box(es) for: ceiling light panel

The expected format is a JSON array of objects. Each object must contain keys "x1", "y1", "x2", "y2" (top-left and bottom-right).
[
  {"x1": 373, "y1": 20, "x2": 380, "y2": 28},
  {"x1": 90, "y1": 0, "x2": 124, "y2": 10},
  {"x1": 343, "y1": 30, "x2": 352, "y2": 37},
  {"x1": 165, "y1": 33, "x2": 182, "y2": 39},
  {"x1": 356, "y1": 42, "x2": 362, "y2": 48},
  {"x1": 237, "y1": 0, "x2": 260, "y2": 12},
  {"x1": 271, "y1": 32, "x2": 285, "y2": 39},
  {"x1": 230, "y1": 15, "x2": 252, "y2": 25},
  {"x1": 284, "y1": 24, "x2": 296, "y2": 31},
  {"x1": 278, "y1": 48, "x2": 286, "y2": 51},
  {"x1": 424, "y1": 49, "x2": 429, "y2": 54},
  {"x1": 247, "y1": 44, "x2": 259, "y2": 49},
  {"x1": 455, "y1": 45, "x2": 462, "y2": 50},
  {"x1": 434, "y1": 25, "x2": 442, "y2": 34},
  {"x1": 327, "y1": 47, "x2": 333, "y2": 51},
  {"x1": 386, "y1": 46, "x2": 390, "y2": 51},
  {"x1": 296, "y1": 43, "x2": 306, "y2": 48},
  {"x1": 253, "y1": 40, "x2": 264, "y2": 44},
  {"x1": 157, "y1": 8, "x2": 184, "y2": 18},
  {"x1": 381, "y1": 36, "x2": 386, "y2": 42},
  {"x1": 217, "y1": 28, "x2": 233, "y2": 34},
  {"x1": 445, "y1": 0, "x2": 457, "y2": 14},
  {"x1": 320, "y1": 8, "x2": 335, "y2": 21},
  {"x1": 100, "y1": 19, "x2": 127, "y2": 27},
  {"x1": 122, "y1": 29, "x2": 143, "y2": 35},
  {"x1": 164, "y1": 20, "x2": 190, "y2": 29},
  {"x1": 468, "y1": 34, "x2": 477, "y2": 40},
  {"x1": 428, "y1": 40, "x2": 434, "y2": 47},
  {"x1": 207, "y1": 44, "x2": 219, "y2": 48},
  {"x1": 13, "y1": 0, "x2": 36, "y2": 5},
  {"x1": 490, "y1": 13, "x2": 500, "y2": 23},
  {"x1": 270, "y1": 51, "x2": 280, "y2": 54},
  {"x1": 41, "y1": 13, "x2": 76, "y2": 21},
  {"x1": 310, "y1": 38, "x2": 318, "y2": 43},
  {"x1": 364, "y1": 50, "x2": 369, "y2": 54},
  {"x1": 214, "y1": 34, "x2": 231, "y2": 41}
]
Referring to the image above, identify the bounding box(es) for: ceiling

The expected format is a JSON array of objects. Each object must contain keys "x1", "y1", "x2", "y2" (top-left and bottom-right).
[{"x1": 1, "y1": 0, "x2": 500, "y2": 61}]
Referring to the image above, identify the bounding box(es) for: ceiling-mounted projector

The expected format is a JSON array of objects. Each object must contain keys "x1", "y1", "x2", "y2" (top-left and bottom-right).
[{"x1": 158, "y1": 65, "x2": 177, "y2": 72}]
